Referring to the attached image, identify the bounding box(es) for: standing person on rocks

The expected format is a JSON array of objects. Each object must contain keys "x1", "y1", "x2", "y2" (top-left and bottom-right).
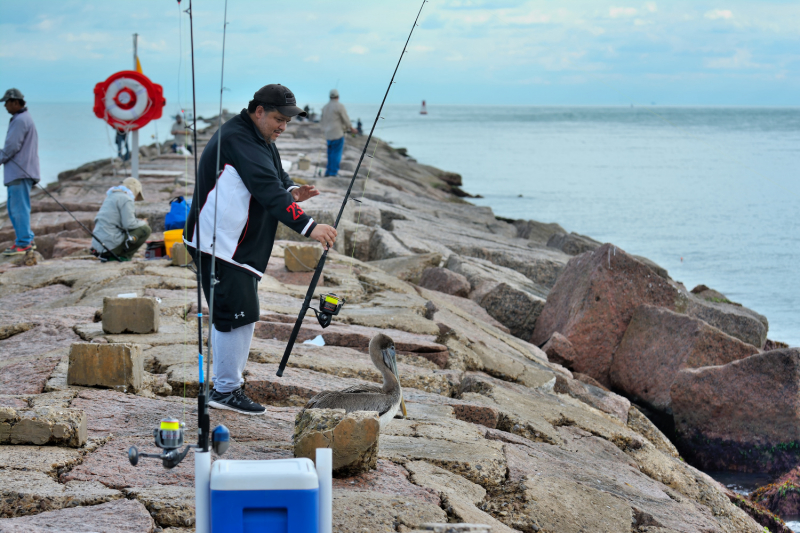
[
  {"x1": 1, "y1": 88, "x2": 40, "y2": 256},
  {"x1": 184, "y1": 83, "x2": 338, "y2": 416},
  {"x1": 320, "y1": 89, "x2": 357, "y2": 177},
  {"x1": 90, "y1": 177, "x2": 151, "y2": 261},
  {"x1": 170, "y1": 114, "x2": 192, "y2": 154}
]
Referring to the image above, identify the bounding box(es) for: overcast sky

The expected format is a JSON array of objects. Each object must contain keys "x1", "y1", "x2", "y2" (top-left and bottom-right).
[{"x1": 1, "y1": 0, "x2": 798, "y2": 109}]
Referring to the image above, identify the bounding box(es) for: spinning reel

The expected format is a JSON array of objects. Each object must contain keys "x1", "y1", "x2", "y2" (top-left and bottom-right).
[
  {"x1": 128, "y1": 417, "x2": 230, "y2": 470},
  {"x1": 311, "y1": 293, "x2": 344, "y2": 328}
]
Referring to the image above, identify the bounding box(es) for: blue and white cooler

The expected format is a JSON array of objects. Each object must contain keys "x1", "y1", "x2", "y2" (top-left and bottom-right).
[{"x1": 209, "y1": 450, "x2": 332, "y2": 533}]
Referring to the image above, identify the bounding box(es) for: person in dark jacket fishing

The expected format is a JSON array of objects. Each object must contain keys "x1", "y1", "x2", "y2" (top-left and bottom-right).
[
  {"x1": 1, "y1": 88, "x2": 40, "y2": 256},
  {"x1": 185, "y1": 84, "x2": 337, "y2": 415}
]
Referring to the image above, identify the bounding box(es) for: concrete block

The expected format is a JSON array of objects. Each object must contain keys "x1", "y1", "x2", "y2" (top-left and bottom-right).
[
  {"x1": 284, "y1": 244, "x2": 323, "y2": 272},
  {"x1": 170, "y1": 242, "x2": 193, "y2": 267},
  {"x1": 0, "y1": 406, "x2": 87, "y2": 447},
  {"x1": 68, "y1": 343, "x2": 143, "y2": 393},
  {"x1": 102, "y1": 297, "x2": 160, "y2": 334}
]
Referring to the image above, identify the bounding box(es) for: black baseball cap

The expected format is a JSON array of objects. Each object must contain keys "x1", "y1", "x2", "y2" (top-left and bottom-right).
[{"x1": 252, "y1": 84, "x2": 306, "y2": 117}]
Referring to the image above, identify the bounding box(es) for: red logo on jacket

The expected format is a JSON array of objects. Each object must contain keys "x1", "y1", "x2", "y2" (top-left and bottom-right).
[{"x1": 286, "y1": 202, "x2": 304, "y2": 220}]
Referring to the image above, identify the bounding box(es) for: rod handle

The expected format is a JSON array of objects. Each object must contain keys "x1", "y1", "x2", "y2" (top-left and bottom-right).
[{"x1": 276, "y1": 251, "x2": 329, "y2": 376}]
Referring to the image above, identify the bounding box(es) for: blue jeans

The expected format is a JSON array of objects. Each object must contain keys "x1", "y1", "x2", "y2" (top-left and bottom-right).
[
  {"x1": 325, "y1": 136, "x2": 345, "y2": 176},
  {"x1": 6, "y1": 178, "x2": 34, "y2": 247}
]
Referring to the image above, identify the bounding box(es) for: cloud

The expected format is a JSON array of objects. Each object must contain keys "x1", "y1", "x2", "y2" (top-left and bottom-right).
[
  {"x1": 704, "y1": 49, "x2": 764, "y2": 69},
  {"x1": 645, "y1": 2, "x2": 657, "y2": 13},
  {"x1": 35, "y1": 18, "x2": 56, "y2": 31},
  {"x1": 445, "y1": 52, "x2": 464, "y2": 61},
  {"x1": 410, "y1": 45, "x2": 434, "y2": 53},
  {"x1": 349, "y1": 45, "x2": 368, "y2": 55},
  {"x1": 609, "y1": 7, "x2": 638, "y2": 18},
  {"x1": 304, "y1": 55, "x2": 319, "y2": 63},
  {"x1": 704, "y1": 9, "x2": 733, "y2": 20}
]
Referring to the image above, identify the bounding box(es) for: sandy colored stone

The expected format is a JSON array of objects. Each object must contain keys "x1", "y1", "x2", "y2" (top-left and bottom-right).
[
  {"x1": 0, "y1": 469, "x2": 122, "y2": 518},
  {"x1": 405, "y1": 461, "x2": 514, "y2": 533},
  {"x1": 284, "y1": 243, "x2": 323, "y2": 272},
  {"x1": 418, "y1": 267, "x2": 470, "y2": 297},
  {"x1": 626, "y1": 405, "x2": 679, "y2": 458},
  {"x1": 170, "y1": 242, "x2": 193, "y2": 266},
  {"x1": 0, "y1": 445, "x2": 83, "y2": 475},
  {"x1": 294, "y1": 408, "x2": 380, "y2": 475},
  {"x1": 370, "y1": 252, "x2": 443, "y2": 284},
  {"x1": 333, "y1": 459, "x2": 440, "y2": 504},
  {"x1": 68, "y1": 342, "x2": 143, "y2": 393},
  {"x1": 0, "y1": 497, "x2": 153, "y2": 532},
  {"x1": 102, "y1": 296, "x2": 160, "y2": 334},
  {"x1": 554, "y1": 373, "x2": 631, "y2": 423},
  {"x1": 379, "y1": 434, "x2": 507, "y2": 488},
  {"x1": 332, "y1": 490, "x2": 446, "y2": 532},
  {"x1": 124, "y1": 485, "x2": 195, "y2": 528},
  {"x1": 0, "y1": 406, "x2": 87, "y2": 447}
]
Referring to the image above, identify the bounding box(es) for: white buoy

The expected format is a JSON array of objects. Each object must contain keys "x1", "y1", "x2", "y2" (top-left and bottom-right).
[
  {"x1": 316, "y1": 448, "x2": 332, "y2": 533},
  {"x1": 195, "y1": 450, "x2": 211, "y2": 533}
]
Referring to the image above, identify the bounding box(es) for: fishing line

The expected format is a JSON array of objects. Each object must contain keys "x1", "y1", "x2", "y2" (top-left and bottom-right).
[
  {"x1": 0, "y1": 149, "x2": 123, "y2": 261},
  {"x1": 206, "y1": 0, "x2": 230, "y2": 401},
  {"x1": 276, "y1": 0, "x2": 428, "y2": 377},
  {"x1": 184, "y1": 0, "x2": 211, "y2": 453},
  {"x1": 588, "y1": 73, "x2": 799, "y2": 200}
]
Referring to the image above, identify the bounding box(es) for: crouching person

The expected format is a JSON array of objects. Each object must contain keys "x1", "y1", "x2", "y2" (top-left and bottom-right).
[{"x1": 91, "y1": 177, "x2": 151, "y2": 261}]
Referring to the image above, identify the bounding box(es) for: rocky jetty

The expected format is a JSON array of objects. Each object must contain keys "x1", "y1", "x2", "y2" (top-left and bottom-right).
[{"x1": 0, "y1": 117, "x2": 787, "y2": 531}]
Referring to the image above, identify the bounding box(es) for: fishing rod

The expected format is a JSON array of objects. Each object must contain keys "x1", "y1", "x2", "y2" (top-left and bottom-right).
[
  {"x1": 276, "y1": 0, "x2": 427, "y2": 377},
  {"x1": 206, "y1": 0, "x2": 229, "y2": 405},
  {"x1": 127, "y1": 0, "x2": 231, "y2": 487},
  {"x1": 0, "y1": 148, "x2": 123, "y2": 261}
]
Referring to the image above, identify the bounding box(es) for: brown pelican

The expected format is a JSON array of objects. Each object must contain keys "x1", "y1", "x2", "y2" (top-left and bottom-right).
[{"x1": 303, "y1": 333, "x2": 407, "y2": 428}]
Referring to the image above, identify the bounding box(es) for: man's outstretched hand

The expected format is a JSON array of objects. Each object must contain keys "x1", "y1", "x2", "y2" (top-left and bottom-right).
[
  {"x1": 291, "y1": 185, "x2": 319, "y2": 203},
  {"x1": 310, "y1": 224, "x2": 337, "y2": 251}
]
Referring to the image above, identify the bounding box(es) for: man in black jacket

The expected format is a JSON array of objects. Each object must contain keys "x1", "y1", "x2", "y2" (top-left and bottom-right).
[{"x1": 185, "y1": 84, "x2": 337, "y2": 415}]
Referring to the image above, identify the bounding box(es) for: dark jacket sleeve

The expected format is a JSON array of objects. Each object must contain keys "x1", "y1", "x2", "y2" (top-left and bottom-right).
[
  {"x1": 231, "y1": 140, "x2": 316, "y2": 237},
  {"x1": 280, "y1": 166, "x2": 296, "y2": 190}
]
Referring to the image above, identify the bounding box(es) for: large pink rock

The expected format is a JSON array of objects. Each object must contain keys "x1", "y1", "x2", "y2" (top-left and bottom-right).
[
  {"x1": 671, "y1": 348, "x2": 800, "y2": 473},
  {"x1": 531, "y1": 243, "x2": 680, "y2": 386},
  {"x1": 418, "y1": 267, "x2": 470, "y2": 298},
  {"x1": 609, "y1": 305, "x2": 758, "y2": 413}
]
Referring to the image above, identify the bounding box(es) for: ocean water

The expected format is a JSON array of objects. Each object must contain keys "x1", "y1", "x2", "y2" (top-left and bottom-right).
[
  {"x1": 2, "y1": 103, "x2": 798, "y2": 346},
  {"x1": 343, "y1": 104, "x2": 800, "y2": 347}
]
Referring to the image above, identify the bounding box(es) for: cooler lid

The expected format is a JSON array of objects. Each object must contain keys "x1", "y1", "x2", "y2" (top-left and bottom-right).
[{"x1": 210, "y1": 459, "x2": 319, "y2": 491}]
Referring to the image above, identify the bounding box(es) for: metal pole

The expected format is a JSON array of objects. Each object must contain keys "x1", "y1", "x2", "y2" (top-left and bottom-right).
[{"x1": 131, "y1": 33, "x2": 139, "y2": 181}]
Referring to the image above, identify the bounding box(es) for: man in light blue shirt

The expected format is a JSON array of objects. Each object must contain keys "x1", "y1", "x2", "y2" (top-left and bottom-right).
[{"x1": 0, "y1": 88, "x2": 40, "y2": 255}]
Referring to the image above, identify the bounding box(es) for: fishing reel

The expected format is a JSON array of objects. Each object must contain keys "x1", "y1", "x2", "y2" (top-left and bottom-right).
[
  {"x1": 128, "y1": 417, "x2": 230, "y2": 470},
  {"x1": 311, "y1": 293, "x2": 344, "y2": 328}
]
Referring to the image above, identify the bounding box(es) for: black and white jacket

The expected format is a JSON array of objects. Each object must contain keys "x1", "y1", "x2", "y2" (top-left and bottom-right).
[{"x1": 184, "y1": 109, "x2": 316, "y2": 278}]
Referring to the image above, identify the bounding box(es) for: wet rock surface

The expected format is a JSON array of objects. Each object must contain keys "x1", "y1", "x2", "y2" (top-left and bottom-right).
[
  {"x1": 671, "y1": 348, "x2": 800, "y2": 473},
  {"x1": 0, "y1": 118, "x2": 773, "y2": 532}
]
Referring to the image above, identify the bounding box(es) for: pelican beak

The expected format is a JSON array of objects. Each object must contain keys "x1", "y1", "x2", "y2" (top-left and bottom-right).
[
  {"x1": 383, "y1": 347, "x2": 399, "y2": 377},
  {"x1": 383, "y1": 346, "x2": 407, "y2": 419}
]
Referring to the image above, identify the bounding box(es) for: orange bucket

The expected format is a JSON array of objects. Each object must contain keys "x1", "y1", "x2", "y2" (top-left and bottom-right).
[{"x1": 164, "y1": 229, "x2": 184, "y2": 258}]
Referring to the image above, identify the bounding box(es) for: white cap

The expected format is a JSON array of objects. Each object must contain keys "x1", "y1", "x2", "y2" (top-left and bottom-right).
[{"x1": 329, "y1": 89, "x2": 339, "y2": 99}]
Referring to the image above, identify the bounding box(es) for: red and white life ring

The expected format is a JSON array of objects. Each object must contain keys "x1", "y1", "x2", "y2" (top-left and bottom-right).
[{"x1": 93, "y1": 70, "x2": 166, "y2": 131}]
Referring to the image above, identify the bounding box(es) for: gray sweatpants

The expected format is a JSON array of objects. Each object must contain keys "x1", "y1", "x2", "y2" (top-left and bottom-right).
[{"x1": 211, "y1": 322, "x2": 255, "y2": 393}]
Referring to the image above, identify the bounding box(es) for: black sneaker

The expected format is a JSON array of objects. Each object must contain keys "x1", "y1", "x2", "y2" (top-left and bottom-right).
[{"x1": 208, "y1": 388, "x2": 266, "y2": 415}]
